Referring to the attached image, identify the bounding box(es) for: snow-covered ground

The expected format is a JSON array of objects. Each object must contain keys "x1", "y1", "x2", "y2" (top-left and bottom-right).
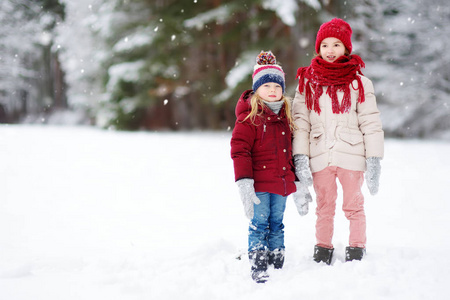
[{"x1": 0, "y1": 125, "x2": 449, "y2": 299}]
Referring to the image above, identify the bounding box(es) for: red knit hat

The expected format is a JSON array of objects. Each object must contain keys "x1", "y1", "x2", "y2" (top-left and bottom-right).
[{"x1": 315, "y1": 18, "x2": 353, "y2": 54}]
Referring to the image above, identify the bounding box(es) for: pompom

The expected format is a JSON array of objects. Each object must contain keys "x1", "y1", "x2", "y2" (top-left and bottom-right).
[{"x1": 256, "y1": 51, "x2": 277, "y2": 65}]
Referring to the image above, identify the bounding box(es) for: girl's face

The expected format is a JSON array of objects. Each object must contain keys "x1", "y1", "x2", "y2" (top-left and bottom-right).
[
  {"x1": 319, "y1": 37, "x2": 346, "y2": 63},
  {"x1": 256, "y1": 82, "x2": 283, "y2": 102}
]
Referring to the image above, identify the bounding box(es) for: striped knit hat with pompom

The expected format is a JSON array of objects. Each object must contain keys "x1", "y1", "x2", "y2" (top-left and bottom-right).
[{"x1": 252, "y1": 51, "x2": 285, "y2": 93}]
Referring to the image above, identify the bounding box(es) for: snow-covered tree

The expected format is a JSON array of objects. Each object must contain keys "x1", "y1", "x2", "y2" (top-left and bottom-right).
[
  {"x1": 0, "y1": 0, "x2": 65, "y2": 123},
  {"x1": 57, "y1": 0, "x2": 330, "y2": 130},
  {"x1": 348, "y1": 0, "x2": 450, "y2": 138},
  {"x1": 55, "y1": 0, "x2": 450, "y2": 137}
]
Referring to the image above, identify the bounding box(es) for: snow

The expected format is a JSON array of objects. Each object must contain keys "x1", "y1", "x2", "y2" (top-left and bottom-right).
[
  {"x1": 213, "y1": 51, "x2": 258, "y2": 103},
  {"x1": 262, "y1": 0, "x2": 298, "y2": 26},
  {"x1": 262, "y1": 0, "x2": 322, "y2": 26},
  {"x1": 225, "y1": 51, "x2": 258, "y2": 89},
  {"x1": 184, "y1": 6, "x2": 231, "y2": 30},
  {"x1": 107, "y1": 60, "x2": 146, "y2": 90},
  {"x1": 112, "y1": 29, "x2": 156, "y2": 53},
  {"x1": 1, "y1": 125, "x2": 450, "y2": 299}
]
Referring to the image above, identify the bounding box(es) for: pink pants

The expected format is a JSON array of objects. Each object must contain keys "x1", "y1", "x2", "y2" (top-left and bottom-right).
[{"x1": 313, "y1": 166, "x2": 366, "y2": 249}]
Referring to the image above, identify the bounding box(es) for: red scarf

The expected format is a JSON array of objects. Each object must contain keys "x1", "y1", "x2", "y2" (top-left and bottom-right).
[{"x1": 296, "y1": 55, "x2": 366, "y2": 114}]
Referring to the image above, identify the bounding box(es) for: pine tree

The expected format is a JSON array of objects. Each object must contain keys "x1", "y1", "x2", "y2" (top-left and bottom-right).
[
  {"x1": 65, "y1": 0, "x2": 327, "y2": 130},
  {"x1": 0, "y1": 0, "x2": 65, "y2": 123},
  {"x1": 348, "y1": 0, "x2": 450, "y2": 138}
]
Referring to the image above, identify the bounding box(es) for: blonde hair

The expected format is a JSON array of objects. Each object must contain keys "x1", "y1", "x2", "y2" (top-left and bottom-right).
[{"x1": 243, "y1": 93, "x2": 297, "y2": 132}]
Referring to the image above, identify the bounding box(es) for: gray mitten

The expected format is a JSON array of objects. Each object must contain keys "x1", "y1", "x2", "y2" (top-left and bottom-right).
[
  {"x1": 236, "y1": 178, "x2": 261, "y2": 219},
  {"x1": 293, "y1": 182, "x2": 313, "y2": 216},
  {"x1": 294, "y1": 154, "x2": 313, "y2": 187},
  {"x1": 365, "y1": 157, "x2": 381, "y2": 195}
]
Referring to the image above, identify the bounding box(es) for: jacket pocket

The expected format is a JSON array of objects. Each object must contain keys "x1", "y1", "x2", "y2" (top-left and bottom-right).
[
  {"x1": 310, "y1": 126, "x2": 324, "y2": 145},
  {"x1": 339, "y1": 130, "x2": 363, "y2": 146},
  {"x1": 309, "y1": 125, "x2": 326, "y2": 158},
  {"x1": 253, "y1": 160, "x2": 275, "y2": 171},
  {"x1": 311, "y1": 131, "x2": 323, "y2": 142}
]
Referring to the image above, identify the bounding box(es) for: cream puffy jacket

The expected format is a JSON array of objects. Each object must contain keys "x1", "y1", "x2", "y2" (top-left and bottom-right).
[{"x1": 292, "y1": 75, "x2": 384, "y2": 173}]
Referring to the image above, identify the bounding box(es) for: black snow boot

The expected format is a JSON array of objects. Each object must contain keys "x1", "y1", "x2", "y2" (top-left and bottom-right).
[
  {"x1": 268, "y1": 249, "x2": 285, "y2": 269},
  {"x1": 248, "y1": 250, "x2": 269, "y2": 283},
  {"x1": 345, "y1": 246, "x2": 366, "y2": 261},
  {"x1": 313, "y1": 245, "x2": 334, "y2": 265}
]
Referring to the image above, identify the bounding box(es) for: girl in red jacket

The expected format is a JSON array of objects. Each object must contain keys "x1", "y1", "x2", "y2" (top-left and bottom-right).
[{"x1": 231, "y1": 51, "x2": 311, "y2": 283}]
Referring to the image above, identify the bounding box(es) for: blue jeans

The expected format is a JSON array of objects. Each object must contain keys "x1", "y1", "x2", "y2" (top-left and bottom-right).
[{"x1": 248, "y1": 192, "x2": 287, "y2": 252}]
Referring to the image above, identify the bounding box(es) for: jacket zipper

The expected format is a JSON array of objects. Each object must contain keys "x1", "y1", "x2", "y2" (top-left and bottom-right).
[{"x1": 261, "y1": 123, "x2": 266, "y2": 143}]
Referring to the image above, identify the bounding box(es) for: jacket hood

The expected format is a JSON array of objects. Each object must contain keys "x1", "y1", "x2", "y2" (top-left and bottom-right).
[{"x1": 235, "y1": 89, "x2": 254, "y2": 119}]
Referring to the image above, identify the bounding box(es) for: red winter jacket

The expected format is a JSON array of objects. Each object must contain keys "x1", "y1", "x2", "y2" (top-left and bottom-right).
[{"x1": 230, "y1": 90, "x2": 296, "y2": 197}]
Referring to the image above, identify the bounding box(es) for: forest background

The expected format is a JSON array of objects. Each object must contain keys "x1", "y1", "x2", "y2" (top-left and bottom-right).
[{"x1": 1, "y1": 0, "x2": 449, "y2": 139}]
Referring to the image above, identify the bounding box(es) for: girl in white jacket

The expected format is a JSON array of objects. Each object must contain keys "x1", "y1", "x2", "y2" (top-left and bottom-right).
[{"x1": 292, "y1": 18, "x2": 384, "y2": 264}]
